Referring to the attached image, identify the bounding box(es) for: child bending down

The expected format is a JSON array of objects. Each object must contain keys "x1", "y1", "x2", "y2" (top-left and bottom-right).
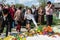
[{"x1": 24, "y1": 8, "x2": 37, "y2": 32}]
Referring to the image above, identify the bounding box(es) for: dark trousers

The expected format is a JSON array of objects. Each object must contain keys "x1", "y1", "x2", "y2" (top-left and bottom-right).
[
  {"x1": 38, "y1": 15, "x2": 44, "y2": 24},
  {"x1": 0, "y1": 21, "x2": 12, "y2": 37},
  {"x1": 0, "y1": 11, "x2": 2, "y2": 16},
  {"x1": 46, "y1": 15, "x2": 53, "y2": 26}
]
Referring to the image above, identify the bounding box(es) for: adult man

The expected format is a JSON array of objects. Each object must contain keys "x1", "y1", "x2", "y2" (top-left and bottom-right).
[{"x1": 0, "y1": 9, "x2": 12, "y2": 37}]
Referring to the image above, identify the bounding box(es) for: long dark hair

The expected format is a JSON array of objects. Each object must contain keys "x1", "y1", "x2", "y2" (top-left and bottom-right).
[
  {"x1": 26, "y1": 8, "x2": 32, "y2": 14},
  {"x1": 3, "y1": 8, "x2": 9, "y2": 14},
  {"x1": 19, "y1": 6, "x2": 22, "y2": 10}
]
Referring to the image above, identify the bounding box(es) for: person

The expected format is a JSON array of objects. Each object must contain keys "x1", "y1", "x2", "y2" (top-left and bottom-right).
[
  {"x1": 0, "y1": 9, "x2": 13, "y2": 37},
  {"x1": 31, "y1": 5, "x2": 38, "y2": 22},
  {"x1": 38, "y1": 6, "x2": 44, "y2": 24},
  {"x1": 9, "y1": 5, "x2": 16, "y2": 28},
  {"x1": 24, "y1": 8, "x2": 37, "y2": 32},
  {"x1": 14, "y1": 7, "x2": 23, "y2": 34},
  {"x1": 34, "y1": 8, "x2": 38, "y2": 23},
  {"x1": 3, "y1": 5, "x2": 9, "y2": 9},
  {"x1": 22, "y1": 6, "x2": 30, "y2": 27},
  {"x1": 0, "y1": 4, "x2": 3, "y2": 27},
  {"x1": 0, "y1": 4, "x2": 3, "y2": 16},
  {"x1": 31, "y1": 5, "x2": 36, "y2": 14},
  {"x1": 45, "y1": 1, "x2": 53, "y2": 26}
]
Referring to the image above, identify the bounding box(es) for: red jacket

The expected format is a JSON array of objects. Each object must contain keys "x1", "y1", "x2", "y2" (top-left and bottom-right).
[{"x1": 9, "y1": 7, "x2": 15, "y2": 20}]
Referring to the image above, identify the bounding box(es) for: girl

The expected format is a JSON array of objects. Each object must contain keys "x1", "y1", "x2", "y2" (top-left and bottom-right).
[
  {"x1": 14, "y1": 7, "x2": 23, "y2": 34},
  {"x1": 38, "y1": 6, "x2": 44, "y2": 24},
  {"x1": 24, "y1": 8, "x2": 37, "y2": 32},
  {"x1": 9, "y1": 5, "x2": 16, "y2": 28},
  {"x1": 45, "y1": 1, "x2": 53, "y2": 26}
]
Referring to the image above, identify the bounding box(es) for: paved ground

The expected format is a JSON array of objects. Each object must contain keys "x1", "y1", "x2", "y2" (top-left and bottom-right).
[
  {"x1": 0, "y1": 28, "x2": 27, "y2": 38},
  {"x1": 0, "y1": 25, "x2": 60, "y2": 38}
]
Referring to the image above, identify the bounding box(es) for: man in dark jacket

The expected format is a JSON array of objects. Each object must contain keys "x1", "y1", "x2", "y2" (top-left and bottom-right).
[{"x1": 0, "y1": 9, "x2": 13, "y2": 37}]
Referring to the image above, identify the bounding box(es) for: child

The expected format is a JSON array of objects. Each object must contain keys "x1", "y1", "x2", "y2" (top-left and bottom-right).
[
  {"x1": 45, "y1": 1, "x2": 53, "y2": 26},
  {"x1": 0, "y1": 9, "x2": 13, "y2": 37},
  {"x1": 9, "y1": 5, "x2": 16, "y2": 28},
  {"x1": 14, "y1": 7, "x2": 23, "y2": 34},
  {"x1": 38, "y1": 6, "x2": 44, "y2": 24},
  {"x1": 24, "y1": 8, "x2": 37, "y2": 32}
]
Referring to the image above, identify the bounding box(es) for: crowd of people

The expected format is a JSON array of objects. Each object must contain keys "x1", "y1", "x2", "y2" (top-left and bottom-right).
[{"x1": 0, "y1": 1, "x2": 54, "y2": 37}]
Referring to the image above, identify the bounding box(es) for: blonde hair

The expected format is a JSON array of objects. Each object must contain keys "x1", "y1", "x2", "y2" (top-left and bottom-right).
[{"x1": 38, "y1": 6, "x2": 43, "y2": 13}]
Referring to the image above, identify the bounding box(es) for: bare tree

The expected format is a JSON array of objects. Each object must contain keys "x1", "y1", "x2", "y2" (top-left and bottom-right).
[
  {"x1": 2, "y1": 0, "x2": 6, "y2": 4},
  {"x1": 38, "y1": 0, "x2": 48, "y2": 8}
]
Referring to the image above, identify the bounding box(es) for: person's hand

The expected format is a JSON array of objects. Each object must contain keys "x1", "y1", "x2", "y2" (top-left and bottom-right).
[
  {"x1": 24, "y1": 18, "x2": 26, "y2": 20},
  {"x1": 50, "y1": 4, "x2": 52, "y2": 8}
]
